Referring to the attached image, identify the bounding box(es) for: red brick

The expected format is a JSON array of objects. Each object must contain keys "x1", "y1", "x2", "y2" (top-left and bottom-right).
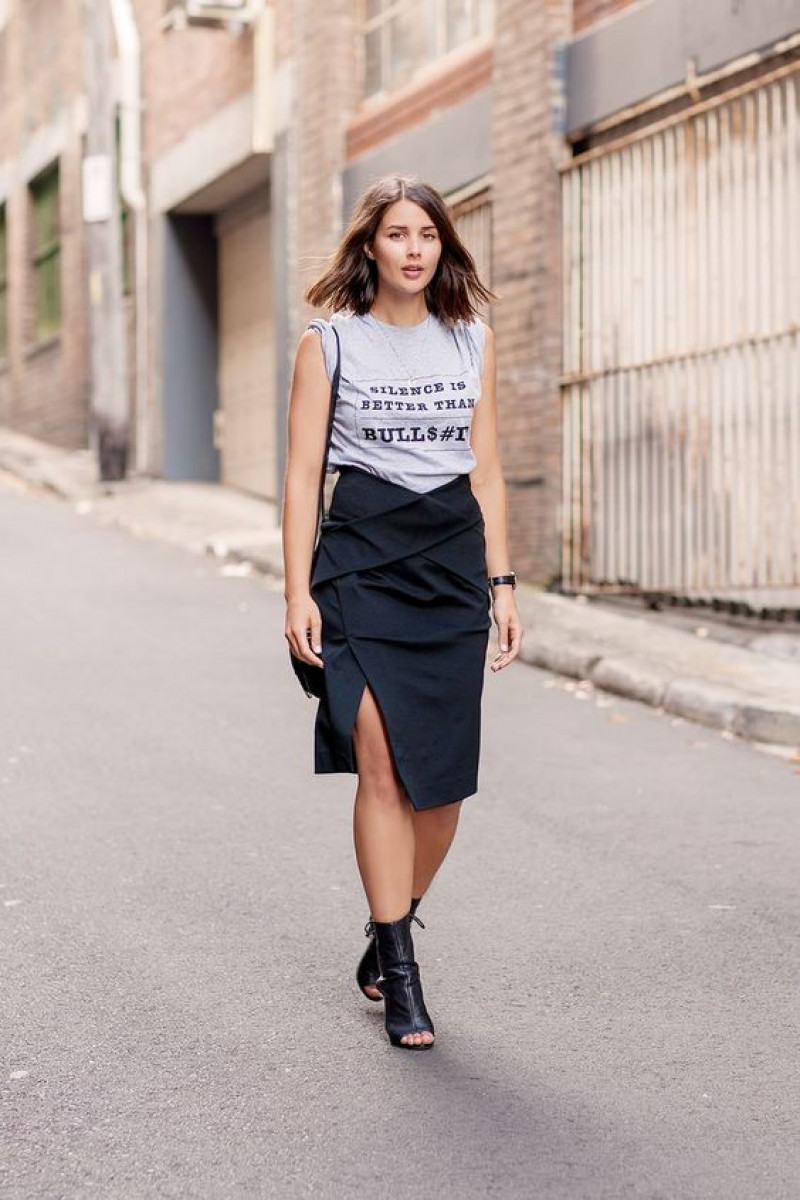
[{"x1": 573, "y1": 0, "x2": 640, "y2": 35}]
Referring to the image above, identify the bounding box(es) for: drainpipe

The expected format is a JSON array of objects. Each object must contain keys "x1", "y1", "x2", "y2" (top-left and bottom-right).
[{"x1": 108, "y1": 0, "x2": 150, "y2": 475}]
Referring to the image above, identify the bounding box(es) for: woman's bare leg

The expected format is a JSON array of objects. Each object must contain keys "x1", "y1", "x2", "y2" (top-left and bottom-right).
[
  {"x1": 351, "y1": 685, "x2": 433, "y2": 1046},
  {"x1": 352, "y1": 686, "x2": 415, "y2": 922},
  {"x1": 410, "y1": 801, "x2": 462, "y2": 900}
]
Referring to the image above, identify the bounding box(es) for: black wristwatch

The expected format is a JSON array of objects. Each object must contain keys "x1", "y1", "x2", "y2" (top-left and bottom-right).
[{"x1": 488, "y1": 572, "x2": 516, "y2": 590}]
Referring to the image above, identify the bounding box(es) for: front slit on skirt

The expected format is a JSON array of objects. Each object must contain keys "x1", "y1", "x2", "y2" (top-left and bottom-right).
[{"x1": 309, "y1": 465, "x2": 492, "y2": 812}]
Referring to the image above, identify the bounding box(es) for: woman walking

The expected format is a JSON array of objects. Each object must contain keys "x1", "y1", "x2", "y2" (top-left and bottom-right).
[{"x1": 282, "y1": 175, "x2": 522, "y2": 1051}]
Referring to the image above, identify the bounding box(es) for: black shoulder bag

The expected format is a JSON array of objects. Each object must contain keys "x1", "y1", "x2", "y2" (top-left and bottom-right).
[{"x1": 288, "y1": 325, "x2": 341, "y2": 699}]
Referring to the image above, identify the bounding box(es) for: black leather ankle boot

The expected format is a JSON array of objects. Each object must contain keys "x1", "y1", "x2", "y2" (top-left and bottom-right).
[
  {"x1": 373, "y1": 912, "x2": 435, "y2": 1050},
  {"x1": 357, "y1": 897, "x2": 422, "y2": 1001}
]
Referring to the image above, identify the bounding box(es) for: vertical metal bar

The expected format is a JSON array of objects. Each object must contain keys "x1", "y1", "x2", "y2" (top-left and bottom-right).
[
  {"x1": 575, "y1": 169, "x2": 592, "y2": 587},
  {"x1": 579, "y1": 165, "x2": 594, "y2": 586},
  {"x1": 560, "y1": 170, "x2": 571, "y2": 586},
  {"x1": 588, "y1": 158, "x2": 600, "y2": 584},
  {"x1": 686, "y1": 117, "x2": 695, "y2": 590},
  {"x1": 771, "y1": 332, "x2": 785, "y2": 585},
  {"x1": 611, "y1": 148, "x2": 624, "y2": 585},
  {"x1": 706, "y1": 108, "x2": 725, "y2": 588},
  {"x1": 709, "y1": 346, "x2": 723, "y2": 590},
  {"x1": 757, "y1": 86, "x2": 772, "y2": 341},
  {"x1": 743, "y1": 93, "x2": 758, "y2": 342},
  {"x1": 666, "y1": 126, "x2": 683, "y2": 588},
  {"x1": 593, "y1": 376, "x2": 605, "y2": 585},
  {"x1": 694, "y1": 113, "x2": 711, "y2": 590},
  {"x1": 742, "y1": 93, "x2": 758, "y2": 577},
  {"x1": 724, "y1": 343, "x2": 734, "y2": 585},
  {"x1": 788, "y1": 74, "x2": 800, "y2": 328},
  {"x1": 756, "y1": 86, "x2": 770, "y2": 584},
  {"x1": 651, "y1": 130, "x2": 666, "y2": 587},
  {"x1": 787, "y1": 77, "x2": 800, "y2": 584},
  {"x1": 739, "y1": 94, "x2": 753, "y2": 587},
  {"x1": 631, "y1": 140, "x2": 647, "y2": 586},
  {"x1": 563, "y1": 166, "x2": 574, "y2": 379},
  {"x1": 604, "y1": 152, "x2": 618, "y2": 581},
  {"x1": 567, "y1": 377, "x2": 576, "y2": 593},
  {"x1": 790, "y1": 334, "x2": 800, "y2": 583},
  {"x1": 561, "y1": 169, "x2": 575, "y2": 586},
  {"x1": 621, "y1": 147, "x2": 637, "y2": 584},
  {"x1": 765, "y1": 83, "x2": 782, "y2": 584},
  {"x1": 640, "y1": 137, "x2": 655, "y2": 588}
]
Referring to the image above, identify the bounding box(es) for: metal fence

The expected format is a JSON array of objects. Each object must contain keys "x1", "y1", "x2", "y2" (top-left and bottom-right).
[{"x1": 560, "y1": 61, "x2": 800, "y2": 604}]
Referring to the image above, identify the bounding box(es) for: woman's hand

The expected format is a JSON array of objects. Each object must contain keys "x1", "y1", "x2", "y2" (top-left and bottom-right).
[
  {"x1": 489, "y1": 589, "x2": 523, "y2": 673},
  {"x1": 285, "y1": 593, "x2": 324, "y2": 667}
]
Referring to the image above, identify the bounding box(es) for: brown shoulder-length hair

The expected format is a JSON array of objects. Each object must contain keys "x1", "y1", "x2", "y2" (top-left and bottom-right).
[{"x1": 305, "y1": 174, "x2": 496, "y2": 326}]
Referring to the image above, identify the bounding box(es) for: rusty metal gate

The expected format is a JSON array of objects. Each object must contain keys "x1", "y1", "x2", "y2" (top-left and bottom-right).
[{"x1": 561, "y1": 61, "x2": 800, "y2": 604}]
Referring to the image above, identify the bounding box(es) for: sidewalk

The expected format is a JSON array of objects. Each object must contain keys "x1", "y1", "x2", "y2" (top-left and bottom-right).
[
  {"x1": 0, "y1": 427, "x2": 283, "y2": 565},
  {"x1": 3, "y1": 426, "x2": 800, "y2": 753}
]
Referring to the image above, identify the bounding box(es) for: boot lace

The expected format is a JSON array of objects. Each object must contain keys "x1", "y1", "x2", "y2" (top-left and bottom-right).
[{"x1": 364, "y1": 911, "x2": 425, "y2": 937}]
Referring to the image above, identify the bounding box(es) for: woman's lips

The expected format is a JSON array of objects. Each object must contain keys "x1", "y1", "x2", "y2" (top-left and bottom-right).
[{"x1": 402, "y1": 267, "x2": 423, "y2": 277}]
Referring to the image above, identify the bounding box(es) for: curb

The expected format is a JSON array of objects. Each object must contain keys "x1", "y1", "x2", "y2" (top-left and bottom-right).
[
  {"x1": 0, "y1": 444, "x2": 96, "y2": 503},
  {"x1": 518, "y1": 638, "x2": 800, "y2": 749}
]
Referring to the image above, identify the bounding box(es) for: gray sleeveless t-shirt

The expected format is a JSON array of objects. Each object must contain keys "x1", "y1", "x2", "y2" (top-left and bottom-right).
[{"x1": 307, "y1": 310, "x2": 487, "y2": 494}]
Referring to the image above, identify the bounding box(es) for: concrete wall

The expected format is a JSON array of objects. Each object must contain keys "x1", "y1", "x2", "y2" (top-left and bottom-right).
[
  {"x1": 567, "y1": 0, "x2": 800, "y2": 136},
  {"x1": 342, "y1": 88, "x2": 492, "y2": 219}
]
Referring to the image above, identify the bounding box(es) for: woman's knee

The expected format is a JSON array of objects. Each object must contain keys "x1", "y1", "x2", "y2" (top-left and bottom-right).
[
  {"x1": 355, "y1": 752, "x2": 407, "y2": 806},
  {"x1": 414, "y1": 800, "x2": 462, "y2": 834},
  {"x1": 353, "y1": 686, "x2": 407, "y2": 806}
]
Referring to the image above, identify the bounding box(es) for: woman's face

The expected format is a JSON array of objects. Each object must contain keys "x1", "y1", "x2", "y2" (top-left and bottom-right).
[{"x1": 368, "y1": 199, "x2": 443, "y2": 297}]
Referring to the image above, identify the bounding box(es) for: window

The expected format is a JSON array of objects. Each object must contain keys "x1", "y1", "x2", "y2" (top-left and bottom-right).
[
  {"x1": 364, "y1": 0, "x2": 493, "y2": 100},
  {"x1": 0, "y1": 204, "x2": 7, "y2": 357},
  {"x1": 30, "y1": 163, "x2": 61, "y2": 340}
]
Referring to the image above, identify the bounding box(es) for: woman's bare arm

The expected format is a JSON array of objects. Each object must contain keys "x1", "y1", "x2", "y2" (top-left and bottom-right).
[
  {"x1": 282, "y1": 328, "x2": 331, "y2": 664},
  {"x1": 469, "y1": 322, "x2": 523, "y2": 671}
]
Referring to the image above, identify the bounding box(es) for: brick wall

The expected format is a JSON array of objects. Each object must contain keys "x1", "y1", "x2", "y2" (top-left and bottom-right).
[
  {"x1": 573, "y1": 0, "x2": 641, "y2": 34},
  {"x1": 0, "y1": 0, "x2": 89, "y2": 448},
  {"x1": 290, "y1": 0, "x2": 361, "y2": 339},
  {"x1": 274, "y1": 0, "x2": 294, "y2": 64},
  {"x1": 345, "y1": 41, "x2": 493, "y2": 162},
  {"x1": 491, "y1": 0, "x2": 571, "y2": 586},
  {"x1": 134, "y1": 0, "x2": 255, "y2": 163}
]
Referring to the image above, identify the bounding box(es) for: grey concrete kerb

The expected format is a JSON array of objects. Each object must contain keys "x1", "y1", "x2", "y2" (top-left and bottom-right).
[{"x1": 513, "y1": 589, "x2": 800, "y2": 751}]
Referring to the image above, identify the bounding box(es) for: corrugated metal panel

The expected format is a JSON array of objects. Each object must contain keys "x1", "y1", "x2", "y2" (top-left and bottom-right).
[
  {"x1": 451, "y1": 187, "x2": 492, "y2": 319},
  {"x1": 561, "y1": 63, "x2": 800, "y2": 598}
]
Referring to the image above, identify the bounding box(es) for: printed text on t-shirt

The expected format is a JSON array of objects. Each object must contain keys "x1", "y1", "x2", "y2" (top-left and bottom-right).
[{"x1": 357, "y1": 376, "x2": 478, "y2": 450}]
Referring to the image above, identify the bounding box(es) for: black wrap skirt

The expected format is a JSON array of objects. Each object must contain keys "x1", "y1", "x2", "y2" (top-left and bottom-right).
[{"x1": 310, "y1": 465, "x2": 492, "y2": 811}]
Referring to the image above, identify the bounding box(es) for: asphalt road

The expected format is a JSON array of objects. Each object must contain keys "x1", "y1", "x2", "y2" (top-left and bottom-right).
[{"x1": 3, "y1": 475, "x2": 799, "y2": 1200}]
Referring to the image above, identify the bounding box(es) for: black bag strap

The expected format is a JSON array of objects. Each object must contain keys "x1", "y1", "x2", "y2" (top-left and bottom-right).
[{"x1": 314, "y1": 323, "x2": 341, "y2": 535}]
